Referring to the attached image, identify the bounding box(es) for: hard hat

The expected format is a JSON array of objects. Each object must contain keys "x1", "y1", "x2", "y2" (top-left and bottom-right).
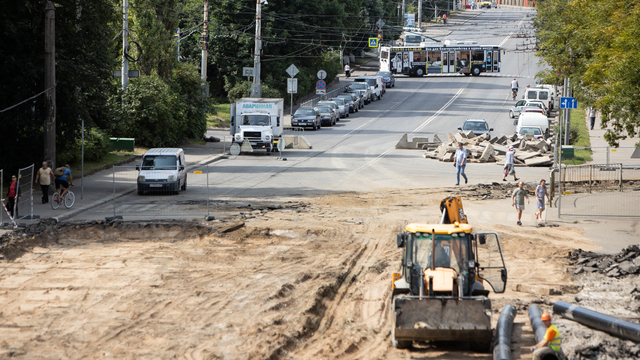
[{"x1": 541, "y1": 312, "x2": 551, "y2": 321}]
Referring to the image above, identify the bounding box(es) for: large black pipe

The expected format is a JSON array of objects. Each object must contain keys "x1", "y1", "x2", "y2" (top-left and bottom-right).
[
  {"x1": 528, "y1": 305, "x2": 547, "y2": 344},
  {"x1": 493, "y1": 304, "x2": 517, "y2": 360},
  {"x1": 528, "y1": 305, "x2": 559, "y2": 360},
  {"x1": 553, "y1": 300, "x2": 640, "y2": 343}
]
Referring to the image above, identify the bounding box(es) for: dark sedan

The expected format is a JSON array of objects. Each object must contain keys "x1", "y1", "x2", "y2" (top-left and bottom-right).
[
  {"x1": 458, "y1": 119, "x2": 493, "y2": 139},
  {"x1": 292, "y1": 108, "x2": 322, "y2": 130},
  {"x1": 376, "y1": 71, "x2": 395, "y2": 88}
]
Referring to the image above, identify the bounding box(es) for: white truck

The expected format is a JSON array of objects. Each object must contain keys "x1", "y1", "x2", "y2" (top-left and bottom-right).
[{"x1": 230, "y1": 98, "x2": 284, "y2": 153}]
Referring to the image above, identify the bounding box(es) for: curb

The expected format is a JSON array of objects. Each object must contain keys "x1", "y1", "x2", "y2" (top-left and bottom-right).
[{"x1": 51, "y1": 153, "x2": 228, "y2": 222}]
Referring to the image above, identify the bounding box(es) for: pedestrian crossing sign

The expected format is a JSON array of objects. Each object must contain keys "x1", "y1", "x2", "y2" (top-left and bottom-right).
[{"x1": 368, "y1": 38, "x2": 378, "y2": 47}]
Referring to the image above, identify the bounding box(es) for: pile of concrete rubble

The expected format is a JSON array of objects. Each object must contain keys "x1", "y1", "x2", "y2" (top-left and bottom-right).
[
  {"x1": 396, "y1": 131, "x2": 555, "y2": 166},
  {"x1": 569, "y1": 245, "x2": 640, "y2": 278}
]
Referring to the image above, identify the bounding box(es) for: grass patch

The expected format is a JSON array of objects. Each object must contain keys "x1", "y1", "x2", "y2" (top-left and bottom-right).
[
  {"x1": 561, "y1": 108, "x2": 593, "y2": 165},
  {"x1": 208, "y1": 102, "x2": 231, "y2": 129},
  {"x1": 68, "y1": 149, "x2": 146, "y2": 178}
]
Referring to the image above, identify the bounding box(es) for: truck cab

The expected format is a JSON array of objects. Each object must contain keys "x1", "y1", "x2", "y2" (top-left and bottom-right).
[{"x1": 231, "y1": 98, "x2": 284, "y2": 152}]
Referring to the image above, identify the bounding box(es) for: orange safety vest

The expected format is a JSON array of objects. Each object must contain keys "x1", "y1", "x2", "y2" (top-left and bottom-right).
[{"x1": 546, "y1": 324, "x2": 562, "y2": 352}]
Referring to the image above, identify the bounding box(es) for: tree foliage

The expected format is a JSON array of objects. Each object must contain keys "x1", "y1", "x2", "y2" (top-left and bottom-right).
[{"x1": 535, "y1": 0, "x2": 640, "y2": 145}]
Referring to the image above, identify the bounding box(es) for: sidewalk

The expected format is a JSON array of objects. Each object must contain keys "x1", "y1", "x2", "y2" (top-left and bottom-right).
[
  {"x1": 585, "y1": 113, "x2": 640, "y2": 166},
  {"x1": 1, "y1": 140, "x2": 228, "y2": 228}
]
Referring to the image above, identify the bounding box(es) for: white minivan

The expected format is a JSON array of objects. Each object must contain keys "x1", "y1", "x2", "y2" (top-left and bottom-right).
[
  {"x1": 354, "y1": 76, "x2": 383, "y2": 100},
  {"x1": 516, "y1": 113, "x2": 550, "y2": 138},
  {"x1": 136, "y1": 148, "x2": 187, "y2": 195},
  {"x1": 523, "y1": 88, "x2": 551, "y2": 115}
]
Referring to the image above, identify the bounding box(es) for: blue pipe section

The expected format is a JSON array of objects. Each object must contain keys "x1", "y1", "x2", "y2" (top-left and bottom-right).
[{"x1": 493, "y1": 304, "x2": 517, "y2": 360}]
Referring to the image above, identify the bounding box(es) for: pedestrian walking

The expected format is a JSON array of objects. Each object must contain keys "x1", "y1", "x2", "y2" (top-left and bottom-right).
[
  {"x1": 454, "y1": 143, "x2": 468, "y2": 185},
  {"x1": 443, "y1": 14, "x2": 447, "y2": 24},
  {"x1": 4, "y1": 174, "x2": 20, "y2": 218},
  {"x1": 589, "y1": 107, "x2": 596, "y2": 130},
  {"x1": 535, "y1": 179, "x2": 549, "y2": 221},
  {"x1": 35, "y1": 161, "x2": 54, "y2": 204},
  {"x1": 503, "y1": 146, "x2": 519, "y2": 182},
  {"x1": 344, "y1": 63, "x2": 350, "y2": 78},
  {"x1": 511, "y1": 181, "x2": 529, "y2": 226}
]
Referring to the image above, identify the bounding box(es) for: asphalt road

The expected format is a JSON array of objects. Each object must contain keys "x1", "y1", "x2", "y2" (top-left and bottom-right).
[
  {"x1": 205, "y1": 8, "x2": 549, "y2": 197},
  {"x1": 13, "y1": 8, "x2": 555, "y2": 223}
]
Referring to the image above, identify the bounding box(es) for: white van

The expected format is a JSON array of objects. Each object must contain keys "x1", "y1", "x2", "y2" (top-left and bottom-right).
[
  {"x1": 516, "y1": 113, "x2": 550, "y2": 138},
  {"x1": 136, "y1": 148, "x2": 187, "y2": 195},
  {"x1": 523, "y1": 88, "x2": 551, "y2": 115},
  {"x1": 354, "y1": 76, "x2": 383, "y2": 100}
]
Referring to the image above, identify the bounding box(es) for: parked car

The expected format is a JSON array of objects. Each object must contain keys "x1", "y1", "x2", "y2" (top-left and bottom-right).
[
  {"x1": 316, "y1": 100, "x2": 341, "y2": 121},
  {"x1": 376, "y1": 71, "x2": 396, "y2": 88},
  {"x1": 291, "y1": 107, "x2": 322, "y2": 130},
  {"x1": 347, "y1": 82, "x2": 372, "y2": 104},
  {"x1": 315, "y1": 105, "x2": 336, "y2": 126},
  {"x1": 479, "y1": 0, "x2": 491, "y2": 8},
  {"x1": 346, "y1": 90, "x2": 365, "y2": 109},
  {"x1": 328, "y1": 97, "x2": 349, "y2": 118},
  {"x1": 516, "y1": 112, "x2": 549, "y2": 137},
  {"x1": 516, "y1": 126, "x2": 544, "y2": 140},
  {"x1": 521, "y1": 107, "x2": 545, "y2": 115},
  {"x1": 336, "y1": 93, "x2": 358, "y2": 113},
  {"x1": 509, "y1": 99, "x2": 547, "y2": 118},
  {"x1": 458, "y1": 119, "x2": 493, "y2": 139},
  {"x1": 491, "y1": 1, "x2": 497, "y2": 8},
  {"x1": 136, "y1": 148, "x2": 187, "y2": 195},
  {"x1": 353, "y1": 76, "x2": 383, "y2": 100}
]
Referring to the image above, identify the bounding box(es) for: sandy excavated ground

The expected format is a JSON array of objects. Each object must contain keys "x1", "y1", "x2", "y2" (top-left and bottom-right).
[{"x1": 0, "y1": 188, "x2": 631, "y2": 360}]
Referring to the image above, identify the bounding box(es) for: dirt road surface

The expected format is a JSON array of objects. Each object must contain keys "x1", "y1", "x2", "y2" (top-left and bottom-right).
[{"x1": 0, "y1": 188, "x2": 632, "y2": 359}]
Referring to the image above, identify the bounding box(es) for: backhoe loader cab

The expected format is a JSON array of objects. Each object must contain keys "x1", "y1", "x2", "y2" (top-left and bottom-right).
[{"x1": 391, "y1": 222, "x2": 507, "y2": 351}]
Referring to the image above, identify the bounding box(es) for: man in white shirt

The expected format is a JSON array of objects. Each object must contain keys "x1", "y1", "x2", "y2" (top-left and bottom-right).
[
  {"x1": 503, "y1": 146, "x2": 519, "y2": 181},
  {"x1": 344, "y1": 63, "x2": 350, "y2": 78},
  {"x1": 454, "y1": 143, "x2": 468, "y2": 185}
]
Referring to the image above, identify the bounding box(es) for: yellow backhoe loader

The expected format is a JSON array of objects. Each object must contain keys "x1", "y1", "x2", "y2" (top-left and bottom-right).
[{"x1": 390, "y1": 196, "x2": 507, "y2": 351}]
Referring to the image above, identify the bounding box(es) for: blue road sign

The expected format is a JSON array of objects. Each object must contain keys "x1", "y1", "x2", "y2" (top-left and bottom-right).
[
  {"x1": 368, "y1": 38, "x2": 379, "y2": 47},
  {"x1": 316, "y1": 80, "x2": 326, "y2": 90},
  {"x1": 560, "y1": 97, "x2": 577, "y2": 109}
]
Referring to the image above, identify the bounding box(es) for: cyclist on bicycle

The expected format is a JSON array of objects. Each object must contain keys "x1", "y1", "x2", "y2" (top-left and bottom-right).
[
  {"x1": 511, "y1": 78, "x2": 519, "y2": 99},
  {"x1": 54, "y1": 164, "x2": 74, "y2": 198}
]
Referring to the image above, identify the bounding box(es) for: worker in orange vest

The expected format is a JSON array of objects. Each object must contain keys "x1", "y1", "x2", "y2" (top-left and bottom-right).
[{"x1": 530, "y1": 313, "x2": 563, "y2": 360}]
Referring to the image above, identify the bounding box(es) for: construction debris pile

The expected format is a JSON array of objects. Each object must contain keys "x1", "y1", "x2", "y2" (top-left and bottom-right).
[
  {"x1": 396, "y1": 131, "x2": 555, "y2": 166},
  {"x1": 569, "y1": 245, "x2": 640, "y2": 278}
]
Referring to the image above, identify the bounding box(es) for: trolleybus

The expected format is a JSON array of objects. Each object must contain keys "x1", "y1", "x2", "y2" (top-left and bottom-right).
[{"x1": 380, "y1": 44, "x2": 502, "y2": 77}]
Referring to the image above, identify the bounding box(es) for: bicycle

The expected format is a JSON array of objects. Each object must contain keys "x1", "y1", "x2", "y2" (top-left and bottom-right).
[
  {"x1": 512, "y1": 88, "x2": 518, "y2": 100},
  {"x1": 51, "y1": 189, "x2": 75, "y2": 209}
]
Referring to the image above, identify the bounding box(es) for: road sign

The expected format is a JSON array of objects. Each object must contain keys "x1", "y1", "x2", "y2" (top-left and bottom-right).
[
  {"x1": 368, "y1": 38, "x2": 379, "y2": 47},
  {"x1": 286, "y1": 64, "x2": 299, "y2": 78},
  {"x1": 242, "y1": 67, "x2": 255, "y2": 77},
  {"x1": 316, "y1": 80, "x2": 326, "y2": 90},
  {"x1": 316, "y1": 89, "x2": 326, "y2": 95},
  {"x1": 376, "y1": 19, "x2": 385, "y2": 28},
  {"x1": 287, "y1": 78, "x2": 298, "y2": 94},
  {"x1": 317, "y1": 70, "x2": 327, "y2": 80},
  {"x1": 560, "y1": 97, "x2": 577, "y2": 109}
]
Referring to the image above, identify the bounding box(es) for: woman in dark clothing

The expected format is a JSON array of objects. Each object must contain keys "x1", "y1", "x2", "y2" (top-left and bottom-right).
[{"x1": 5, "y1": 175, "x2": 20, "y2": 218}]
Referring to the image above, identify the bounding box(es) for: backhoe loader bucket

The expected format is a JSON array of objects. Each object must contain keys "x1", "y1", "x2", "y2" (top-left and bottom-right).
[{"x1": 392, "y1": 295, "x2": 492, "y2": 344}]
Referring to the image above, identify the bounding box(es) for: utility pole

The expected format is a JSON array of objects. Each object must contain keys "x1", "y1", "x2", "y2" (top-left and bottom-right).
[
  {"x1": 418, "y1": 0, "x2": 422, "y2": 28},
  {"x1": 122, "y1": 0, "x2": 129, "y2": 91},
  {"x1": 402, "y1": 0, "x2": 406, "y2": 27},
  {"x1": 44, "y1": 1, "x2": 56, "y2": 168},
  {"x1": 251, "y1": 0, "x2": 263, "y2": 98},
  {"x1": 201, "y1": 0, "x2": 208, "y2": 81}
]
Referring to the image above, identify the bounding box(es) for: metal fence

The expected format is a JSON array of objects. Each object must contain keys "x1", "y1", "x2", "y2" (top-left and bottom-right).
[
  {"x1": 556, "y1": 163, "x2": 640, "y2": 217},
  {"x1": 298, "y1": 85, "x2": 348, "y2": 109},
  {"x1": 110, "y1": 165, "x2": 214, "y2": 220},
  {"x1": 16, "y1": 164, "x2": 35, "y2": 221}
]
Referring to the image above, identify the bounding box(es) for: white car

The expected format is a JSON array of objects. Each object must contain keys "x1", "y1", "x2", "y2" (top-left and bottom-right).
[
  {"x1": 509, "y1": 100, "x2": 547, "y2": 118},
  {"x1": 517, "y1": 126, "x2": 544, "y2": 140}
]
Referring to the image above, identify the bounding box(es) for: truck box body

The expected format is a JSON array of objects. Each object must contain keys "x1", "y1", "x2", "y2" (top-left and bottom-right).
[{"x1": 231, "y1": 98, "x2": 284, "y2": 151}]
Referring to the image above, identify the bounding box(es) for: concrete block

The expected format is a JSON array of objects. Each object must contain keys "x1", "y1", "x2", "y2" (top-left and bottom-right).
[
  {"x1": 447, "y1": 133, "x2": 456, "y2": 143},
  {"x1": 395, "y1": 133, "x2": 410, "y2": 149},
  {"x1": 524, "y1": 155, "x2": 553, "y2": 166},
  {"x1": 465, "y1": 130, "x2": 475, "y2": 139},
  {"x1": 433, "y1": 134, "x2": 442, "y2": 143},
  {"x1": 480, "y1": 143, "x2": 494, "y2": 162},
  {"x1": 454, "y1": 133, "x2": 465, "y2": 144}
]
